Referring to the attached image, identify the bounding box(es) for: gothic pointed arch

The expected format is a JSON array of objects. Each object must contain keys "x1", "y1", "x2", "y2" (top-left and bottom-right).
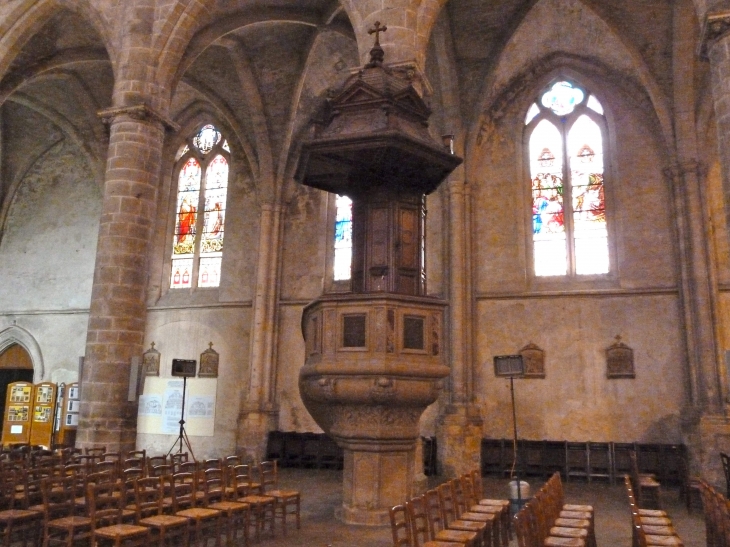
[{"x1": 0, "y1": 326, "x2": 43, "y2": 380}]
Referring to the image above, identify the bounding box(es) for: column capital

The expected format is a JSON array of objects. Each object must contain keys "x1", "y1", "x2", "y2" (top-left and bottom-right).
[
  {"x1": 699, "y1": 10, "x2": 730, "y2": 60},
  {"x1": 97, "y1": 103, "x2": 180, "y2": 132}
]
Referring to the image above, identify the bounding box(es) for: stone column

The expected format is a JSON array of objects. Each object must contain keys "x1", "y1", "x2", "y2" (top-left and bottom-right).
[
  {"x1": 436, "y1": 179, "x2": 483, "y2": 478},
  {"x1": 78, "y1": 104, "x2": 177, "y2": 452},
  {"x1": 237, "y1": 202, "x2": 283, "y2": 460}
]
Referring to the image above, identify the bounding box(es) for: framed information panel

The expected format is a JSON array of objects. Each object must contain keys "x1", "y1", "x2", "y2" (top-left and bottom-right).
[
  {"x1": 1, "y1": 382, "x2": 32, "y2": 446},
  {"x1": 29, "y1": 382, "x2": 57, "y2": 448},
  {"x1": 55, "y1": 383, "x2": 79, "y2": 447}
]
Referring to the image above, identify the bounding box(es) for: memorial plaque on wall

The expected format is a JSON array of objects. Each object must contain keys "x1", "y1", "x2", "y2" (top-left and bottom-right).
[
  {"x1": 143, "y1": 342, "x2": 161, "y2": 376},
  {"x1": 519, "y1": 343, "x2": 546, "y2": 378},
  {"x1": 199, "y1": 342, "x2": 219, "y2": 378},
  {"x1": 606, "y1": 336, "x2": 635, "y2": 378}
]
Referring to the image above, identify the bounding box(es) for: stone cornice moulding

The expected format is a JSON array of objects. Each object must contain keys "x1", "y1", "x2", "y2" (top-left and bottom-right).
[
  {"x1": 97, "y1": 104, "x2": 180, "y2": 132},
  {"x1": 699, "y1": 11, "x2": 730, "y2": 60}
]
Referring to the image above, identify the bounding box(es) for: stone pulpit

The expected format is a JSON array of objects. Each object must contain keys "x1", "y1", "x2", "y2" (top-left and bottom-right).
[{"x1": 294, "y1": 24, "x2": 462, "y2": 525}]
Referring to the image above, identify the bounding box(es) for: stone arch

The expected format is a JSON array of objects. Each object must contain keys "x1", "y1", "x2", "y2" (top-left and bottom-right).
[
  {"x1": 0, "y1": 0, "x2": 114, "y2": 84},
  {"x1": 465, "y1": 0, "x2": 675, "y2": 162},
  {"x1": 0, "y1": 326, "x2": 44, "y2": 380}
]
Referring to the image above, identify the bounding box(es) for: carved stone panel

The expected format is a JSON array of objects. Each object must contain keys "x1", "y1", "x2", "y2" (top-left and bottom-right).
[
  {"x1": 606, "y1": 336, "x2": 635, "y2": 379},
  {"x1": 519, "y1": 343, "x2": 545, "y2": 378},
  {"x1": 199, "y1": 342, "x2": 219, "y2": 378},
  {"x1": 142, "y1": 342, "x2": 160, "y2": 376}
]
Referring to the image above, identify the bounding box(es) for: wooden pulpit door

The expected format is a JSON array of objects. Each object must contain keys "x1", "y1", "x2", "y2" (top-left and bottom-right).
[{"x1": 0, "y1": 345, "x2": 34, "y2": 440}]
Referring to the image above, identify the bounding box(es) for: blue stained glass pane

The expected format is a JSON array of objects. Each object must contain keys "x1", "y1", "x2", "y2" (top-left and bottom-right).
[
  {"x1": 541, "y1": 81, "x2": 584, "y2": 116},
  {"x1": 334, "y1": 195, "x2": 352, "y2": 281}
]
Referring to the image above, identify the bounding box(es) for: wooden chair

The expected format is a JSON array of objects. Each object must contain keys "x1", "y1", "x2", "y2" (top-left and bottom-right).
[
  {"x1": 171, "y1": 473, "x2": 222, "y2": 547},
  {"x1": 202, "y1": 469, "x2": 249, "y2": 547},
  {"x1": 0, "y1": 471, "x2": 42, "y2": 547},
  {"x1": 468, "y1": 471, "x2": 511, "y2": 544},
  {"x1": 389, "y1": 504, "x2": 411, "y2": 547},
  {"x1": 87, "y1": 480, "x2": 151, "y2": 547},
  {"x1": 232, "y1": 465, "x2": 274, "y2": 542},
  {"x1": 41, "y1": 474, "x2": 93, "y2": 547},
  {"x1": 259, "y1": 460, "x2": 300, "y2": 535},
  {"x1": 629, "y1": 451, "x2": 662, "y2": 510},
  {"x1": 135, "y1": 476, "x2": 190, "y2": 547}
]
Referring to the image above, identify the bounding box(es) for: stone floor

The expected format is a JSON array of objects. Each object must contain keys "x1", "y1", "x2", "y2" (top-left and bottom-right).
[{"x1": 263, "y1": 468, "x2": 707, "y2": 547}]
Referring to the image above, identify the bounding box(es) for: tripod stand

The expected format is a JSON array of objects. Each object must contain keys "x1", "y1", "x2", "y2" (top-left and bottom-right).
[{"x1": 167, "y1": 375, "x2": 195, "y2": 460}]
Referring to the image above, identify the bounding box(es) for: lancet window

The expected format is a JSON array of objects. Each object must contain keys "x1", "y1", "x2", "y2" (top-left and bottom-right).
[
  {"x1": 334, "y1": 195, "x2": 353, "y2": 281},
  {"x1": 525, "y1": 80, "x2": 609, "y2": 277},
  {"x1": 170, "y1": 124, "x2": 229, "y2": 289}
]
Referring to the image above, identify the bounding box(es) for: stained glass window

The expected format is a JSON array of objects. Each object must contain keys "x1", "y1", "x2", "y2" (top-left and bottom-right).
[
  {"x1": 170, "y1": 124, "x2": 230, "y2": 289},
  {"x1": 526, "y1": 81, "x2": 609, "y2": 277},
  {"x1": 334, "y1": 195, "x2": 352, "y2": 281}
]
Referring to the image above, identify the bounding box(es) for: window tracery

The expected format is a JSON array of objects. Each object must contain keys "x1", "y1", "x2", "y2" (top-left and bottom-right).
[
  {"x1": 526, "y1": 80, "x2": 609, "y2": 277},
  {"x1": 170, "y1": 124, "x2": 229, "y2": 289}
]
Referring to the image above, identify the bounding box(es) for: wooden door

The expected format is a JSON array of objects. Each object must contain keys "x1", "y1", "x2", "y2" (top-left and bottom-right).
[{"x1": 0, "y1": 345, "x2": 34, "y2": 438}]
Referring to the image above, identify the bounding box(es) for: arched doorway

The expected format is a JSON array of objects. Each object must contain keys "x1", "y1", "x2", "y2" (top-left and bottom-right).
[{"x1": 0, "y1": 345, "x2": 34, "y2": 438}]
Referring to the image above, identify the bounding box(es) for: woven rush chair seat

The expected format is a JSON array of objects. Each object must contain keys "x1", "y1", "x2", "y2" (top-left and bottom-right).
[{"x1": 424, "y1": 489, "x2": 487, "y2": 547}]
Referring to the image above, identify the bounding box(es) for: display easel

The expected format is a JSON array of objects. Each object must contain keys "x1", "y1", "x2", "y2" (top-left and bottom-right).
[
  {"x1": 55, "y1": 382, "x2": 79, "y2": 447},
  {"x1": 29, "y1": 382, "x2": 56, "y2": 448},
  {"x1": 1, "y1": 381, "x2": 33, "y2": 447}
]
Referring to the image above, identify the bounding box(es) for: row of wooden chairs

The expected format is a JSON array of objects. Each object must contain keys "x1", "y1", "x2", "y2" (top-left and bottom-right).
[
  {"x1": 699, "y1": 478, "x2": 730, "y2": 547},
  {"x1": 625, "y1": 476, "x2": 683, "y2": 547},
  {"x1": 514, "y1": 472, "x2": 596, "y2": 547},
  {"x1": 0, "y1": 448, "x2": 301, "y2": 546},
  {"x1": 390, "y1": 469, "x2": 510, "y2": 547}
]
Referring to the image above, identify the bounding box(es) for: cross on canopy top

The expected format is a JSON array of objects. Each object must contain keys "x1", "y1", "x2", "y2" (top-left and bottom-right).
[{"x1": 368, "y1": 21, "x2": 387, "y2": 46}]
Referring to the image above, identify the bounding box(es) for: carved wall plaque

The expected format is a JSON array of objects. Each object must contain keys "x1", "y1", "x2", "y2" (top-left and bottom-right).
[
  {"x1": 199, "y1": 342, "x2": 219, "y2": 378},
  {"x1": 606, "y1": 335, "x2": 635, "y2": 379},
  {"x1": 519, "y1": 342, "x2": 545, "y2": 378},
  {"x1": 142, "y1": 342, "x2": 160, "y2": 376}
]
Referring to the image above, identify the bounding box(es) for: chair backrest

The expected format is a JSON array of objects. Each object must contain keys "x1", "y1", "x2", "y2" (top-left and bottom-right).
[
  {"x1": 93, "y1": 460, "x2": 119, "y2": 479},
  {"x1": 203, "y1": 468, "x2": 225, "y2": 504},
  {"x1": 171, "y1": 473, "x2": 195, "y2": 511},
  {"x1": 42, "y1": 475, "x2": 76, "y2": 520},
  {"x1": 259, "y1": 460, "x2": 277, "y2": 492},
  {"x1": 85, "y1": 447, "x2": 106, "y2": 457},
  {"x1": 124, "y1": 467, "x2": 144, "y2": 482},
  {"x1": 437, "y1": 482, "x2": 460, "y2": 524},
  {"x1": 147, "y1": 455, "x2": 168, "y2": 473},
  {"x1": 405, "y1": 496, "x2": 431, "y2": 547},
  {"x1": 228, "y1": 465, "x2": 251, "y2": 499},
  {"x1": 177, "y1": 461, "x2": 199, "y2": 476},
  {"x1": 224, "y1": 456, "x2": 240, "y2": 468},
  {"x1": 389, "y1": 504, "x2": 411, "y2": 547},
  {"x1": 203, "y1": 458, "x2": 222, "y2": 471},
  {"x1": 170, "y1": 453, "x2": 188, "y2": 471},
  {"x1": 149, "y1": 464, "x2": 173, "y2": 478},
  {"x1": 126, "y1": 450, "x2": 147, "y2": 461},
  {"x1": 87, "y1": 480, "x2": 123, "y2": 529},
  {"x1": 135, "y1": 476, "x2": 162, "y2": 520},
  {"x1": 423, "y1": 489, "x2": 445, "y2": 534}
]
